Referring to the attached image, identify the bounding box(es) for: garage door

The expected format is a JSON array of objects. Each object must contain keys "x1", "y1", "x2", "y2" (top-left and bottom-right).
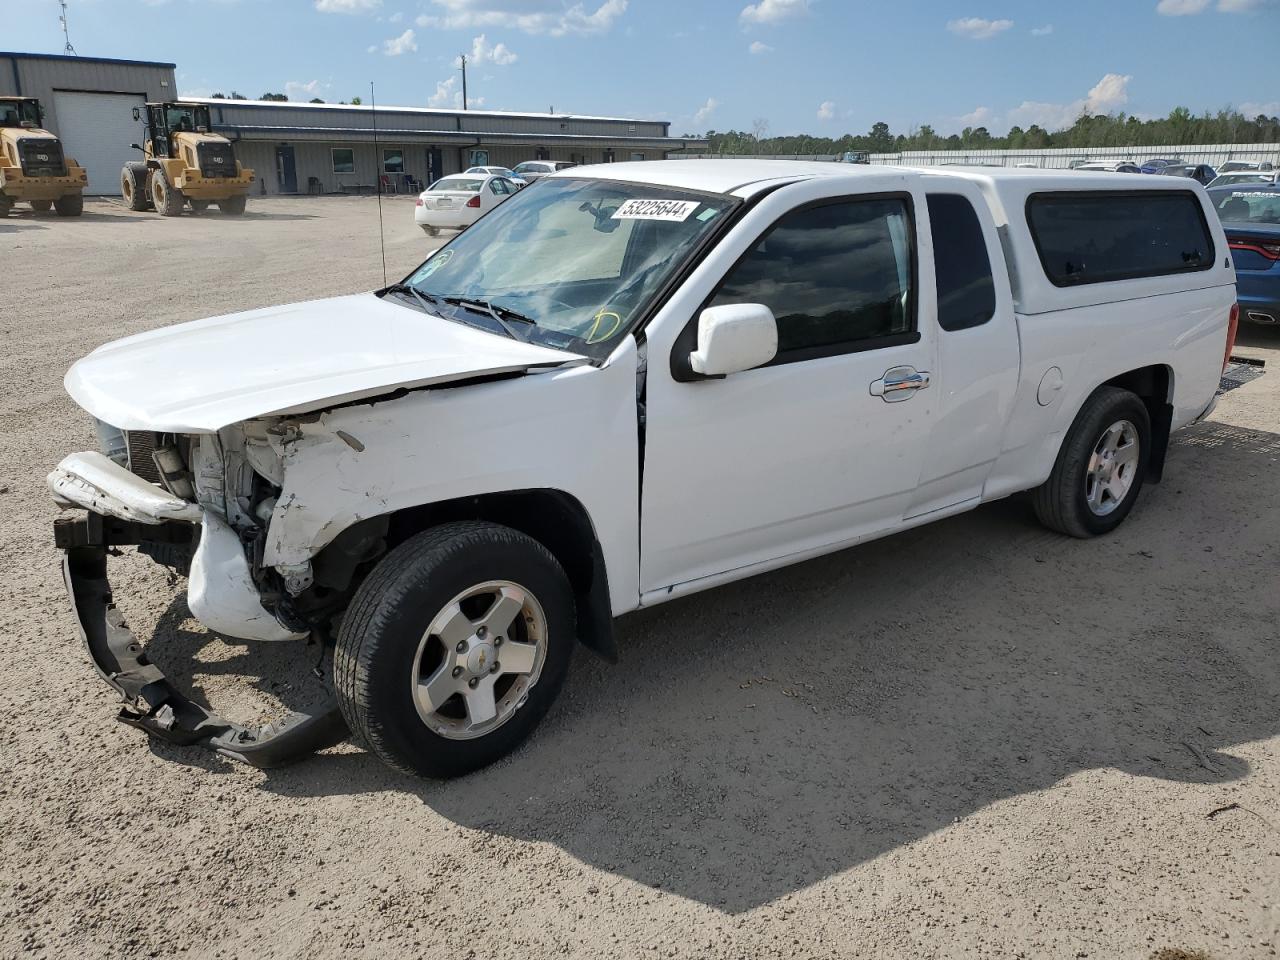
[{"x1": 52, "y1": 91, "x2": 147, "y2": 195}]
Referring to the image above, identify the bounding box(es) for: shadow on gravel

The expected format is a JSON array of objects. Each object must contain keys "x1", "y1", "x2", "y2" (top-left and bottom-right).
[{"x1": 145, "y1": 420, "x2": 1280, "y2": 912}]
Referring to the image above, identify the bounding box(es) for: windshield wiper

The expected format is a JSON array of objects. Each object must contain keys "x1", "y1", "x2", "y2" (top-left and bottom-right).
[
  {"x1": 384, "y1": 282, "x2": 441, "y2": 315},
  {"x1": 440, "y1": 296, "x2": 537, "y2": 342}
]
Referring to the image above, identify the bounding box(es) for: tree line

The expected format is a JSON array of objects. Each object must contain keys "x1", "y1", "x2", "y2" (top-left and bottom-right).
[
  {"x1": 208, "y1": 92, "x2": 363, "y2": 105},
  {"x1": 681, "y1": 108, "x2": 1280, "y2": 155}
]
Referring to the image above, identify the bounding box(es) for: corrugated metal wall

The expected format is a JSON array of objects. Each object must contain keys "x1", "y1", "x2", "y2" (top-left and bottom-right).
[
  {"x1": 870, "y1": 143, "x2": 1280, "y2": 168},
  {"x1": 0, "y1": 54, "x2": 176, "y2": 139}
]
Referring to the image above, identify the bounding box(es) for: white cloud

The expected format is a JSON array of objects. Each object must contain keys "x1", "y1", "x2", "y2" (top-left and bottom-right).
[
  {"x1": 693, "y1": 97, "x2": 719, "y2": 125},
  {"x1": 1003, "y1": 72, "x2": 1132, "y2": 131},
  {"x1": 468, "y1": 33, "x2": 518, "y2": 65},
  {"x1": 947, "y1": 16, "x2": 1014, "y2": 38},
  {"x1": 316, "y1": 0, "x2": 381, "y2": 12},
  {"x1": 740, "y1": 0, "x2": 808, "y2": 24},
  {"x1": 426, "y1": 75, "x2": 485, "y2": 108},
  {"x1": 1085, "y1": 72, "x2": 1132, "y2": 112},
  {"x1": 958, "y1": 105, "x2": 994, "y2": 126},
  {"x1": 1238, "y1": 100, "x2": 1280, "y2": 116},
  {"x1": 817, "y1": 100, "x2": 835, "y2": 121},
  {"x1": 1156, "y1": 0, "x2": 1210, "y2": 12},
  {"x1": 1216, "y1": 0, "x2": 1273, "y2": 10},
  {"x1": 749, "y1": 40, "x2": 773, "y2": 53},
  {"x1": 382, "y1": 28, "x2": 418, "y2": 55},
  {"x1": 285, "y1": 79, "x2": 326, "y2": 100},
  {"x1": 1031, "y1": 23, "x2": 1054, "y2": 35},
  {"x1": 417, "y1": 0, "x2": 627, "y2": 36}
]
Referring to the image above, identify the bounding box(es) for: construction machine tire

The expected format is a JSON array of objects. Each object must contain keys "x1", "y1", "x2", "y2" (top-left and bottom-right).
[
  {"x1": 0, "y1": 194, "x2": 11, "y2": 217},
  {"x1": 121, "y1": 162, "x2": 150, "y2": 211},
  {"x1": 189, "y1": 198, "x2": 211, "y2": 214},
  {"x1": 150, "y1": 172, "x2": 185, "y2": 217},
  {"x1": 31, "y1": 199, "x2": 53, "y2": 212},
  {"x1": 54, "y1": 194, "x2": 84, "y2": 217},
  {"x1": 218, "y1": 194, "x2": 247, "y2": 216}
]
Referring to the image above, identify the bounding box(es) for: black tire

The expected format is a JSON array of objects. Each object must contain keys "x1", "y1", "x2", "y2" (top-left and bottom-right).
[
  {"x1": 0, "y1": 194, "x2": 11, "y2": 217},
  {"x1": 121, "y1": 162, "x2": 150, "y2": 211},
  {"x1": 1032, "y1": 386, "x2": 1151, "y2": 538},
  {"x1": 30, "y1": 199, "x2": 53, "y2": 212},
  {"x1": 420, "y1": 223, "x2": 439, "y2": 237},
  {"x1": 335, "y1": 521, "x2": 576, "y2": 779},
  {"x1": 150, "y1": 172, "x2": 184, "y2": 216},
  {"x1": 218, "y1": 194, "x2": 247, "y2": 215},
  {"x1": 189, "y1": 199, "x2": 211, "y2": 214},
  {"x1": 54, "y1": 193, "x2": 83, "y2": 217}
]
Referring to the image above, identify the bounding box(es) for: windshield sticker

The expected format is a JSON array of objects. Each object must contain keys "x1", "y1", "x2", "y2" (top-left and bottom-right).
[
  {"x1": 612, "y1": 199, "x2": 701, "y2": 222},
  {"x1": 696, "y1": 207, "x2": 720, "y2": 222},
  {"x1": 586, "y1": 310, "x2": 623, "y2": 344},
  {"x1": 1232, "y1": 191, "x2": 1280, "y2": 199},
  {"x1": 413, "y1": 248, "x2": 455, "y2": 282}
]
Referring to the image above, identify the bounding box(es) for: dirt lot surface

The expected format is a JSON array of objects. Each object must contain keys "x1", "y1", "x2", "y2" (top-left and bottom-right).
[{"x1": 1, "y1": 196, "x2": 1277, "y2": 960}]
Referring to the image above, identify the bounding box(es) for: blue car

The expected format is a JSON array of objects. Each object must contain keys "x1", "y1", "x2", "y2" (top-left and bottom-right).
[{"x1": 1208, "y1": 184, "x2": 1280, "y2": 325}]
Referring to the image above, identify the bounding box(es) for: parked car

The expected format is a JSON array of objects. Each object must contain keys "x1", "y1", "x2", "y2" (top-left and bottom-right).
[
  {"x1": 1157, "y1": 163, "x2": 1218, "y2": 186},
  {"x1": 1208, "y1": 184, "x2": 1280, "y2": 325},
  {"x1": 414, "y1": 172, "x2": 519, "y2": 236},
  {"x1": 1219, "y1": 160, "x2": 1275, "y2": 174},
  {"x1": 1076, "y1": 161, "x2": 1142, "y2": 174},
  {"x1": 512, "y1": 160, "x2": 577, "y2": 183},
  {"x1": 1207, "y1": 171, "x2": 1280, "y2": 189},
  {"x1": 465, "y1": 165, "x2": 527, "y2": 187},
  {"x1": 49, "y1": 161, "x2": 1235, "y2": 779},
  {"x1": 1140, "y1": 158, "x2": 1181, "y2": 174}
]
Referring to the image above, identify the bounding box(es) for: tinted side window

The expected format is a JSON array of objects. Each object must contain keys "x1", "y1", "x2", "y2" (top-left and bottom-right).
[
  {"x1": 1027, "y1": 191, "x2": 1214, "y2": 286},
  {"x1": 710, "y1": 197, "x2": 915, "y2": 359},
  {"x1": 928, "y1": 194, "x2": 996, "y2": 331}
]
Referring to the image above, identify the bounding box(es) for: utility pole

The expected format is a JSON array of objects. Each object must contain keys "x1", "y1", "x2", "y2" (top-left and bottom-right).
[
  {"x1": 459, "y1": 54, "x2": 468, "y2": 111},
  {"x1": 59, "y1": 0, "x2": 77, "y2": 55}
]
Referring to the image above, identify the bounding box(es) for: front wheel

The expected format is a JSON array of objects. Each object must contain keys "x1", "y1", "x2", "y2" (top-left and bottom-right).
[
  {"x1": 54, "y1": 193, "x2": 83, "y2": 217},
  {"x1": 1032, "y1": 386, "x2": 1151, "y2": 538},
  {"x1": 420, "y1": 223, "x2": 438, "y2": 236},
  {"x1": 218, "y1": 194, "x2": 247, "y2": 215},
  {"x1": 30, "y1": 199, "x2": 53, "y2": 212},
  {"x1": 335, "y1": 521, "x2": 575, "y2": 779},
  {"x1": 150, "y1": 173, "x2": 184, "y2": 216}
]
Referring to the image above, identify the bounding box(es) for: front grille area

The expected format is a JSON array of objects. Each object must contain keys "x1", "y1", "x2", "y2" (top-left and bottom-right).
[
  {"x1": 197, "y1": 141, "x2": 238, "y2": 179},
  {"x1": 125, "y1": 431, "x2": 162, "y2": 483},
  {"x1": 17, "y1": 137, "x2": 67, "y2": 177}
]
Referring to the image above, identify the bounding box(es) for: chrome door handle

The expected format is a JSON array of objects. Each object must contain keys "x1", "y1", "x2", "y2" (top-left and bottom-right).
[{"x1": 870, "y1": 366, "x2": 931, "y2": 403}]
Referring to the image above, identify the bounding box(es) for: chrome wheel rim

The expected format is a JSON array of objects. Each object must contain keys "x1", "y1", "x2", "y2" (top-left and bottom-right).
[
  {"x1": 411, "y1": 580, "x2": 547, "y2": 741},
  {"x1": 1085, "y1": 419, "x2": 1139, "y2": 517}
]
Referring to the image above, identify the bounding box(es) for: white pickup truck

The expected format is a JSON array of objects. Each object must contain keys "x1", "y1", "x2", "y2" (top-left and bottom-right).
[{"x1": 49, "y1": 161, "x2": 1237, "y2": 778}]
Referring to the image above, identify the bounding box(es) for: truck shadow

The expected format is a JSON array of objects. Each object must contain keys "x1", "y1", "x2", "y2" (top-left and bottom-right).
[{"x1": 152, "y1": 419, "x2": 1280, "y2": 912}]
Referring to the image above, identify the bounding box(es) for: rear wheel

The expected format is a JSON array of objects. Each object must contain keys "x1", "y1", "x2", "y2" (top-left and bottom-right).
[
  {"x1": 121, "y1": 162, "x2": 150, "y2": 211},
  {"x1": 189, "y1": 199, "x2": 211, "y2": 214},
  {"x1": 54, "y1": 193, "x2": 83, "y2": 217},
  {"x1": 150, "y1": 172, "x2": 185, "y2": 216},
  {"x1": 218, "y1": 194, "x2": 247, "y2": 215},
  {"x1": 30, "y1": 199, "x2": 53, "y2": 213},
  {"x1": 1032, "y1": 386, "x2": 1151, "y2": 538},
  {"x1": 335, "y1": 521, "x2": 575, "y2": 779},
  {"x1": 420, "y1": 223, "x2": 439, "y2": 237},
  {"x1": 0, "y1": 194, "x2": 10, "y2": 217}
]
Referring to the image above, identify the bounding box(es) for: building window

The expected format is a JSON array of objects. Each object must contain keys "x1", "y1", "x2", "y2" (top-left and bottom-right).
[
  {"x1": 382, "y1": 148, "x2": 404, "y2": 174},
  {"x1": 332, "y1": 148, "x2": 355, "y2": 174},
  {"x1": 630, "y1": 152, "x2": 645, "y2": 162},
  {"x1": 469, "y1": 148, "x2": 490, "y2": 167},
  {"x1": 603, "y1": 150, "x2": 615, "y2": 163},
  {"x1": 536, "y1": 147, "x2": 549, "y2": 160}
]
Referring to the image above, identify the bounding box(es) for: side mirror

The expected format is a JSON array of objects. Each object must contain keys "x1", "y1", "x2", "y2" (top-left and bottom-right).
[
  {"x1": 130, "y1": 143, "x2": 143, "y2": 152},
  {"x1": 132, "y1": 106, "x2": 141, "y2": 122},
  {"x1": 689, "y1": 303, "x2": 778, "y2": 377}
]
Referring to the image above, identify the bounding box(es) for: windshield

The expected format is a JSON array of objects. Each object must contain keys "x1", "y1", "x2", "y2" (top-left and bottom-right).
[
  {"x1": 431, "y1": 177, "x2": 483, "y2": 193},
  {"x1": 513, "y1": 162, "x2": 545, "y2": 174},
  {"x1": 0, "y1": 99, "x2": 41, "y2": 128},
  {"x1": 1210, "y1": 174, "x2": 1270, "y2": 187},
  {"x1": 1212, "y1": 191, "x2": 1280, "y2": 224},
  {"x1": 400, "y1": 177, "x2": 738, "y2": 358},
  {"x1": 164, "y1": 104, "x2": 210, "y2": 133}
]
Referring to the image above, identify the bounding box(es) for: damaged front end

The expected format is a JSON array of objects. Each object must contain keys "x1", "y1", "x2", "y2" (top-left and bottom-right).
[{"x1": 49, "y1": 422, "x2": 353, "y2": 767}]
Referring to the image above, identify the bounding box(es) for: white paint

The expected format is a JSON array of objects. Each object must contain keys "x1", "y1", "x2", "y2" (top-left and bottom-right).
[
  {"x1": 63, "y1": 292, "x2": 583, "y2": 432},
  {"x1": 50, "y1": 91, "x2": 146, "y2": 195},
  {"x1": 688, "y1": 304, "x2": 778, "y2": 376},
  {"x1": 47, "y1": 451, "x2": 202, "y2": 524},
  {"x1": 188, "y1": 513, "x2": 308, "y2": 643}
]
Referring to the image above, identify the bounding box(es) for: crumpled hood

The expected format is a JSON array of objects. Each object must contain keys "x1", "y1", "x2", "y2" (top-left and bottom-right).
[{"x1": 65, "y1": 292, "x2": 583, "y2": 432}]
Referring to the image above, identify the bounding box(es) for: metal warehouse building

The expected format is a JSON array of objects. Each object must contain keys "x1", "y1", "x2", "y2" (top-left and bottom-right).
[{"x1": 2, "y1": 51, "x2": 704, "y2": 197}]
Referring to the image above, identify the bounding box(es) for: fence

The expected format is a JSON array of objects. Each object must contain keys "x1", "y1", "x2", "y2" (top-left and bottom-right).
[{"x1": 677, "y1": 143, "x2": 1280, "y2": 169}]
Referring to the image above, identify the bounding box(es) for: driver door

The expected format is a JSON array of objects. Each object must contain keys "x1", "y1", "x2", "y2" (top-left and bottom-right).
[{"x1": 639, "y1": 180, "x2": 938, "y2": 599}]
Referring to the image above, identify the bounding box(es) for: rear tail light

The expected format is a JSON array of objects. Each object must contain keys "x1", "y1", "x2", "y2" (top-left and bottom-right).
[
  {"x1": 466, "y1": 195, "x2": 481, "y2": 208},
  {"x1": 1224, "y1": 303, "x2": 1240, "y2": 372},
  {"x1": 415, "y1": 197, "x2": 423, "y2": 206},
  {"x1": 1228, "y1": 237, "x2": 1280, "y2": 260}
]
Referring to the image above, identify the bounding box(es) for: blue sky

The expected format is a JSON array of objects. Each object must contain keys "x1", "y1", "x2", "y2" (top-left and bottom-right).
[{"x1": 5, "y1": 0, "x2": 1279, "y2": 135}]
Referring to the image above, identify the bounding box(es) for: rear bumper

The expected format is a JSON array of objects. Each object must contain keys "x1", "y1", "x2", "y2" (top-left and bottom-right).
[
  {"x1": 175, "y1": 169, "x2": 255, "y2": 198},
  {"x1": 54, "y1": 513, "x2": 347, "y2": 768},
  {"x1": 414, "y1": 205, "x2": 477, "y2": 229},
  {"x1": 0, "y1": 167, "x2": 86, "y2": 200}
]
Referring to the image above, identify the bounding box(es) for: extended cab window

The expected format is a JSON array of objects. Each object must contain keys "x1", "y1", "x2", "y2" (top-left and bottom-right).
[
  {"x1": 928, "y1": 194, "x2": 996, "y2": 331},
  {"x1": 710, "y1": 197, "x2": 915, "y2": 360},
  {"x1": 1027, "y1": 191, "x2": 1214, "y2": 286}
]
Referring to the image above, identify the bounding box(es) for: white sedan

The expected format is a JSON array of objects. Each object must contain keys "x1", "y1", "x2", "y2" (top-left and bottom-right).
[
  {"x1": 415, "y1": 173, "x2": 521, "y2": 237},
  {"x1": 465, "y1": 165, "x2": 528, "y2": 187}
]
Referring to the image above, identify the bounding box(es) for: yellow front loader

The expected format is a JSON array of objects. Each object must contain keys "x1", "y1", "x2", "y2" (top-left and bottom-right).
[
  {"x1": 0, "y1": 96, "x2": 87, "y2": 217},
  {"x1": 122, "y1": 102, "x2": 254, "y2": 216}
]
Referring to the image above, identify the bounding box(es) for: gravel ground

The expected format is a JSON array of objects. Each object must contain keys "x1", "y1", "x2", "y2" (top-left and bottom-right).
[{"x1": 1, "y1": 196, "x2": 1277, "y2": 960}]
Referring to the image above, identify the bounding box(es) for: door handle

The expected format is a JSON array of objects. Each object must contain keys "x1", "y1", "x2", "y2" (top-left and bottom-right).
[{"x1": 870, "y1": 366, "x2": 931, "y2": 403}]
